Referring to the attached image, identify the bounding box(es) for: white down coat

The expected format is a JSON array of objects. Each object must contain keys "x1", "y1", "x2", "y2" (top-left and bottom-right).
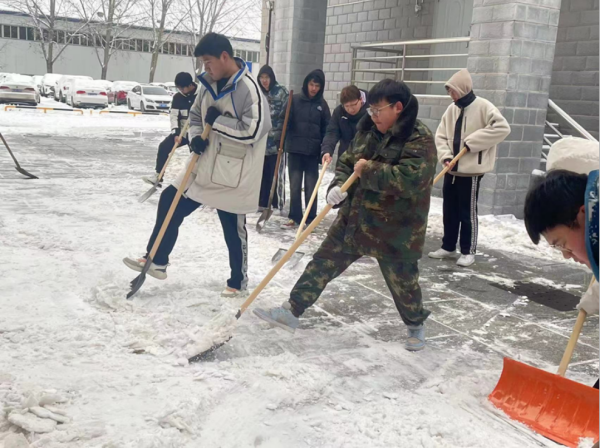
[{"x1": 173, "y1": 59, "x2": 271, "y2": 214}]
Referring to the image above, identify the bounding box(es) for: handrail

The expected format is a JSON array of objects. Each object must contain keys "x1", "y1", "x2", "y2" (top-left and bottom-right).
[
  {"x1": 354, "y1": 36, "x2": 470, "y2": 49},
  {"x1": 548, "y1": 100, "x2": 598, "y2": 143}
]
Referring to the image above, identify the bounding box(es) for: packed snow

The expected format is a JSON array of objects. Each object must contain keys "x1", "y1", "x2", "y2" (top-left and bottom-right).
[{"x1": 0, "y1": 108, "x2": 595, "y2": 447}]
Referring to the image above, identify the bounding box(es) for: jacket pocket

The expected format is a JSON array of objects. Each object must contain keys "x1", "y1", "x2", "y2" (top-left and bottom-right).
[
  {"x1": 211, "y1": 141, "x2": 246, "y2": 188},
  {"x1": 478, "y1": 152, "x2": 482, "y2": 165}
]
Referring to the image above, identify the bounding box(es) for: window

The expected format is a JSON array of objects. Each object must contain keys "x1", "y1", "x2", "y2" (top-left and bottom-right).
[
  {"x1": 169, "y1": 42, "x2": 175, "y2": 55},
  {"x1": 26, "y1": 27, "x2": 35, "y2": 41},
  {"x1": 10, "y1": 25, "x2": 18, "y2": 39},
  {"x1": 175, "y1": 43, "x2": 182, "y2": 55},
  {"x1": 18, "y1": 27, "x2": 27, "y2": 40},
  {"x1": 188, "y1": 45, "x2": 194, "y2": 56},
  {"x1": 69, "y1": 32, "x2": 80, "y2": 45},
  {"x1": 143, "y1": 40, "x2": 150, "y2": 52},
  {"x1": 57, "y1": 30, "x2": 65, "y2": 44},
  {"x1": 80, "y1": 34, "x2": 88, "y2": 46}
]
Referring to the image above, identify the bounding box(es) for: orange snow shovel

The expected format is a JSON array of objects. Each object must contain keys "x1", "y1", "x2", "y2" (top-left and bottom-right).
[{"x1": 489, "y1": 280, "x2": 599, "y2": 447}]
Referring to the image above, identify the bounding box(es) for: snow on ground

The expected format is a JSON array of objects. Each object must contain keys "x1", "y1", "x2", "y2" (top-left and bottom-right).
[{"x1": 0, "y1": 110, "x2": 594, "y2": 447}]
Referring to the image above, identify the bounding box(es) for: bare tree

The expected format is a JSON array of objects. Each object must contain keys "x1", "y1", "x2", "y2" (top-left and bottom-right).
[
  {"x1": 5, "y1": 0, "x2": 97, "y2": 73},
  {"x1": 145, "y1": 0, "x2": 181, "y2": 83},
  {"x1": 73, "y1": 0, "x2": 140, "y2": 79}
]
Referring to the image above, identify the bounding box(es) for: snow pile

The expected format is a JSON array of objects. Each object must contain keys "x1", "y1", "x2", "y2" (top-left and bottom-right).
[{"x1": 184, "y1": 307, "x2": 239, "y2": 360}]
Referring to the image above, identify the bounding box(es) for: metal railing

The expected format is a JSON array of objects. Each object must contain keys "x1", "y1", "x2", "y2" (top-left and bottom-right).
[
  {"x1": 351, "y1": 37, "x2": 470, "y2": 88},
  {"x1": 547, "y1": 100, "x2": 598, "y2": 143}
]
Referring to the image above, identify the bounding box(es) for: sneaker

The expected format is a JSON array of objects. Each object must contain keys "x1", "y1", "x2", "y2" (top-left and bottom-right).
[
  {"x1": 428, "y1": 248, "x2": 455, "y2": 259},
  {"x1": 405, "y1": 325, "x2": 425, "y2": 352},
  {"x1": 142, "y1": 172, "x2": 161, "y2": 186},
  {"x1": 221, "y1": 287, "x2": 247, "y2": 298},
  {"x1": 122, "y1": 256, "x2": 168, "y2": 280},
  {"x1": 253, "y1": 302, "x2": 299, "y2": 334},
  {"x1": 456, "y1": 254, "x2": 475, "y2": 267},
  {"x1": 280, "y1": 219, "x2": 298, "y2": 230}
]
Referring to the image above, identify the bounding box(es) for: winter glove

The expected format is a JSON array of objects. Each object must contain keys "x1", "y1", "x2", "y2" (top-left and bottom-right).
[
  {"x1": 190, "y1": 136, "x2": 209, "y2": 155},
  {"x1": 577, "y1": 281, "x2": 599, "y2": 315},
  {"x1": 327, "y1": 186, "x2": 348, "y2": 206},
  {"x1": 205, "y1": 106, "x2": 221, "y2": 126}
]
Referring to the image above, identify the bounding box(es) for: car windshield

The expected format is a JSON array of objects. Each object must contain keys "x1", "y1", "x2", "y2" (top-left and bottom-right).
[
  {"x1": 116, "y1": 83, "x2": 136, "y2": 91},
  {"x1": 168, "y1": 86, "x2": 178, "y2": 92},
  {"x1": 5, "y1": 75, "x2": 34, "y2": 84},
  {"x1": 142, "y1": 87, "x2": 168, "y2": 95}
]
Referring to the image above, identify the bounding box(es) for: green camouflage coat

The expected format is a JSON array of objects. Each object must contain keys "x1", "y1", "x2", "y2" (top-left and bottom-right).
[
  {"x1": 327, "y1": 95, "x2": 437, "y2": 262},
  {"x1": 264, "y1": 83, "x2": 289, "y2": 156}
]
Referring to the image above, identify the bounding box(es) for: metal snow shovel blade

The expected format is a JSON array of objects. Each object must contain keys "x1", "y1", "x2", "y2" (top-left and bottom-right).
[
  {"x1": 489, "y1": 280, "x2": 599, "y2": 448},
  {"x1": 128, "y1": 124, "x2": 211, "y2": 300},
  {"x1": 0, "y1": 132, "x2": 38, "y2": 179},
  {"x1": 138, "y1": 121, "x2": 190, "y2": 203},
  {"x1": 272, "y1": 160, "x2": 330, "y2": 268},
  {"x1": 188, "y1": 172, "x2": 360, "y2": 363},
  {"x1": 256, "y1": 91, "x2": 293, "y2": 233}
]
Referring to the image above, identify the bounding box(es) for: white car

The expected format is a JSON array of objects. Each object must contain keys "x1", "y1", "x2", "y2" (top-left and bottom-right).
[
  {"x1": 127, "y1": 84, "x2": 171, "y2": 112},
  {"x1": 55, "y1": 75, "x2": 93, "y2": 102},
  {"x1": 164, "y1": 82, "x2": 178, "y2": 96},
  {"x1": 41, "y1": 73, "x2": 63, "y2": 97},
  {"x1": 0, "y1": 74, "x2": 39, "y2": 105},
  {"x1": 67, "y1": 79, "x2": 109, "y2": 109}
]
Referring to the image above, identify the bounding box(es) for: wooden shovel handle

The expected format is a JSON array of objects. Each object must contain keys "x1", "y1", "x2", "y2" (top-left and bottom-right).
[
  {"x1": 433, "y1": 147, "x2": 468, "y2": 185},
  {"x1": 295, "y1": 161, "x2": 330, "y2": 240},
  {"x1": 147, "y1": 124, "x2": 211, "y2": 260},
  {"x1": 238, "y1": 172, "x2": 359, "y2": 317},
  {"x1": 156, "y1": 120, "x2": 190, "y2": 181},
  {"x1": 266, "y1": 91, "x2": 293, "y2": 210}
]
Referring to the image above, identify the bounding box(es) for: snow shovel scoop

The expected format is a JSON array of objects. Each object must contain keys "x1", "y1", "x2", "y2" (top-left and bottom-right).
[
  {"x1": 127, "y1": 124, "x2": 212, "y2": 300},
  {"x1": 256, "y1": 91, "x2": 293, "y2": 233},
  {"x1": 489, "y1": 279, "x2": 599, "y2": 448},
  {"x1": 272, "y1": 160, "x2": 330, "y2": 268},
  {"x1": 0, "y1": 132, "x2": 38, "y2": 179},
  {"x1": 138, "y1": 120, "x2": 190, "y2": 203},
  {"x1": 187, "y1": 171, "x2": 360, "y2": 363},
  {"x1": 187, "y1": 147, "x2": 468, "y2": 363}
]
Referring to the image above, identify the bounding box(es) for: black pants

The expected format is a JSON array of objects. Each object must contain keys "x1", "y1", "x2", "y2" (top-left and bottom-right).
[
  {"x1": 146, "y1": 186, "x2": 248, "y2": 290},
  {"x1": 259, "y1": 154, "x2": 279, "y2": 209},
  {"x1": 288, "y1": 153, "x2": 319, "y2": 224},
  {"x1": 155, "y1": 133, "x2": 189, "y2": 174},
  {"x1": 441, "y1": 174, "x2": 483, "y2": 255}
]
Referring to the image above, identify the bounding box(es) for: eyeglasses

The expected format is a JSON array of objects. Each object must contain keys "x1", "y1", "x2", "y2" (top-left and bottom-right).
[
  {"x1": 343, "y1": 100, "x2": 361, "y2": 111},
  {"x1": 550, "y1": 243, "x2": 573, "y2": 254},
  {"x1": 367, "y1": 103, "x2": 394, "y2": 117}
]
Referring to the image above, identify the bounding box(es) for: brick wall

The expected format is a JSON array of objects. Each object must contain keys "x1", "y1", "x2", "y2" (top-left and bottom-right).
[{"x1": 549, "y1": 0, "x2": 599, "y2": 138}]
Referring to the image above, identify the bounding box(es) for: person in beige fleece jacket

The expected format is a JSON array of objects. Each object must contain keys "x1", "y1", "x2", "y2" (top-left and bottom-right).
[{"x1": 429, "y1": 69, "x2": 511, "y2": 267}]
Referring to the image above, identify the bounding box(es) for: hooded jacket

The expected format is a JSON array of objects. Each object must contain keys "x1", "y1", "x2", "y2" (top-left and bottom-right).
[
  {"x1": 546, "y1": 137, "x2": 600, "y2": 174},
  {"x1": 172, "y1": 58, "x2": 272, "y2": 215},
  {"x1": 436, "y1": 69, "x2": 511, "y2": 176},
  {"x1": 326, "y1": 94, "x2": 437, "y2": 261},
  {"x1": 274, "y1": 69, "x2": 331, "y2": 157},
  {"x1": 169, "y1": 84, "x2": 198, "y2": 133},
  {"x1": 321, "y1": 90, "x2": 368, "y2": 160},
  {"x1": 258, "y1": 65, "x2": 289, "y2": 156}
]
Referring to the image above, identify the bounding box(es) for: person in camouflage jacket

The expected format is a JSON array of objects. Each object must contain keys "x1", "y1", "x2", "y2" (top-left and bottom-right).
[
  {"x1": 258, "y1": 65, "x2": 289, "y2": 210},
  {"x1": 254, "y1": 80, "x2": 437, "y2": 351}
]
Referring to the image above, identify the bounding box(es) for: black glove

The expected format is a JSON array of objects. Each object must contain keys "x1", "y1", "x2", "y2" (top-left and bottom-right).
[
  {"x1": 172, "y1": 128, "x2": 181, "y2": 136},
  {"x1": 190, "y1": 136, "x2": 209, "y2": 155},
  {"x1": 205, "y1": 106, "x2": 221, "y2": 126}
]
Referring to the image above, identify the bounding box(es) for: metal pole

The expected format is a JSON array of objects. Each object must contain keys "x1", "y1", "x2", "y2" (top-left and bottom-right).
[
  {"x1": 266, "y1": 4, "x2": 273, "y2": 66},
  {"x1": 401, "y1": 44, "x2": 406, "y2": 81},
  {"x1": 351, "y1": 47, "x2": 358, "y2": 85}
]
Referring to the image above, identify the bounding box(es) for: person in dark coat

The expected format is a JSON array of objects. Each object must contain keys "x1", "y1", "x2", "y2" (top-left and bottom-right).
[
  {"x1": 274, "y1": 69, "x2": 331, "y2": 228},
  {"x1": 321, "y1": 85, "x2": 367, "y2": 166},
  {"x1": 257, "y1": 65, "x2": 289, "y2": 211}
]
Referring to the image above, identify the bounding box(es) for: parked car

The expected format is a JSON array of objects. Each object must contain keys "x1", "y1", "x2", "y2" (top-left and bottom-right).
[
  {"x1": 0, "y1": 74, "x2": 39, "y2": 105},
  {"x1": 108, "y1": 81, "x2": 137, "y2": 105},
  {"x1": 150, "y1": 81, "x2": 177, "y2": 96},
  {"x1": 55, "y1": 75, "x2": 92, "y2": 102},
  {"x1": 127, "y1": 84, "x2": 171, "y2": 112},
  {"x1": 41, "y1": 73, "x2": 63, "y2": 97},
  {"x1": 66, "y1": 79, "x2": 109, "y2": 108}
]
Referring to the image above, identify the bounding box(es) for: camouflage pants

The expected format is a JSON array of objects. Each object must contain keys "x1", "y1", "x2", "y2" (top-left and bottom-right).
[{"x1": 289, "y1": 231, "x2": 430, "y2": 327}]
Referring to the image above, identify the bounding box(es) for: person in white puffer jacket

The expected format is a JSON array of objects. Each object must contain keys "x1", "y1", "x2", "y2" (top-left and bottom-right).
[{"x1": 546, "y1": 137, "x2": 600, "y2": 316}]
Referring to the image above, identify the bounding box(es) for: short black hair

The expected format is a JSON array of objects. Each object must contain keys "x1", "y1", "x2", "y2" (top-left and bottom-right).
[
  {"x1": 307, "y1": 75, "x2": 322, "y2": 86},
  {"x1": 368, "y1": 79, "x2": 411, "y2": 107},
  {"x1": 174, "y1": 72, "x2": 193, "y2": 88},
  {"x1": 194, "y1": 32, "x2": 233, "y2": 58},
  {"x1": 524, "y1": 169, "x2": 588, "y2": 244}
]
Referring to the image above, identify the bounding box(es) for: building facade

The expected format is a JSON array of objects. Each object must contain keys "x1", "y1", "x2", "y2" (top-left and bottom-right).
[
  {"x1": 0, "y1": 10, "x2": 260, "y2": 82},
  {"x1": 262, "y1": 0, "x2": 598, "y2": 217}
]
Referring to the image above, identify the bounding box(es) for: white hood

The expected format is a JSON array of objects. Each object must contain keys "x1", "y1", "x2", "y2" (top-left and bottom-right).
[{"x1": 546, "y1": 137, "x2": 600, "y2": 174}]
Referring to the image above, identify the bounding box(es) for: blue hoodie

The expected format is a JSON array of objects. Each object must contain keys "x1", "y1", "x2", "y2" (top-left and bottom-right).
[{"x1": 585, "y1": 170, "x2": 599, "y2": 280}]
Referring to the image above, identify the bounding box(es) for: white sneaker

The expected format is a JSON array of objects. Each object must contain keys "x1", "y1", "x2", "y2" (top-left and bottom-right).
[
  {"x1": 123, "y1": 257, "x2": 168, "y2": 280},
  {"x1": 221, "y1": 287, "x2": 247, "y2": 298},
  {"x1": 428, "y1": 248, "x2": 455, "y2": 259},
  {"x1": 142, "y1": 172, "x2": 161, "y2": 185},
  {"x1": 456, "y1": 254, "x2": 475, "y2": 267}
]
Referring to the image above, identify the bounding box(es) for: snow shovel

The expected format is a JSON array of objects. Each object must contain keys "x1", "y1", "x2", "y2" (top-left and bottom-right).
[
  {"x1": 127, "y1": 124, "x2": 212, "y2": 300},
  {"x1": 138, "y1": 121, "x2": 190, "y2": 203},
  {"x1": 272, "y1": 160, "x2": 330, "y2": 268},
  {"x1": 256, "y1": 91, "x2": 293, "y2": 233},
  {"x1": 0, "y1": 132, "x2": 38, "y2": 179},
  {"x1": 489, "y1": 279, "x2": 599, "y2": 448},
  {"x1": 188, "y1": 171, "x2": 360, "y2": 363}
]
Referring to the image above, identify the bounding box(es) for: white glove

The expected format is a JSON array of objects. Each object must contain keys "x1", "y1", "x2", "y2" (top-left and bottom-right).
[
  {"x1": 577, "y1": 281, "x2": 599, "y2": 315},
  {"x1": 327, "y1": 186, "x2": 348, "y2": 206}
]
